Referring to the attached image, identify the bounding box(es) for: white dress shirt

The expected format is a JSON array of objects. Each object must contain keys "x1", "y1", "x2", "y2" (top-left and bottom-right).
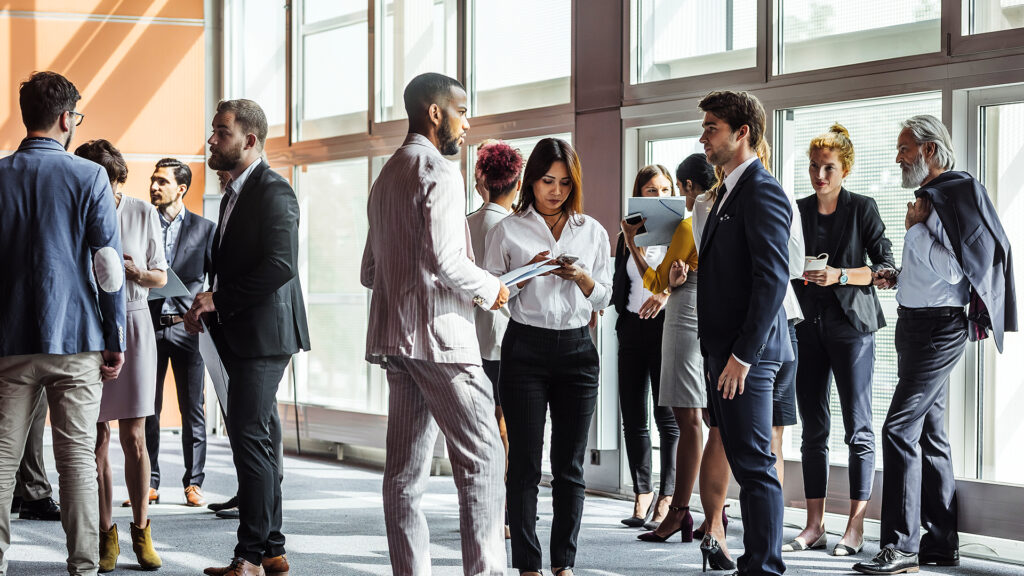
[
  {"x1": 691, "y1": 192, "x2": 714, "y2": 247},
  {"x1": 626, "y1": 246, "x2": 667, "y2": 313},
  {"x1": 717, "y1": 154, "x2": 759, "y2": 214},
  {"x1": 467, "y1": 203, "x2": 512, "y2": 361},
  {"x1": 117, "y1": 195, "x2": 168, "y2": 303},
  {"x1": 218, "y1": 157, "x2": 262, "y2": 245},
  {"x1": 896, "y1": 210, "x2": 970, "y2": 308},
  {"x1": 484, "y1": 205, "x2": 612, "y2": 330}
]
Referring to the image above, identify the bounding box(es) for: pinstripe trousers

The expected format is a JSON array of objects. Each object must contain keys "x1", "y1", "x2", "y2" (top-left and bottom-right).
[{"x1": 383, "y1": 356, "x2": 507, "y2": 576}]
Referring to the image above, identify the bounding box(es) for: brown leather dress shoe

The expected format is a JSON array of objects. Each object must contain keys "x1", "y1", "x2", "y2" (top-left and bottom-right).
[
  {"x1": 184, "y1": 485, "x2": 206, "y2": 507},
  {"x1": 261, "y1": 554, "x2": 289, "y2": 576},
  {"x1": 121, "y1": 487, "x2": 159, "y2": 508},
  {"x1": 203, "y1": 558, "x2": 265, "y2": 576}
]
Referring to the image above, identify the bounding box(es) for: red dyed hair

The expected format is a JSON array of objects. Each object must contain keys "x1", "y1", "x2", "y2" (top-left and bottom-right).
[{"x1": 476, "y1": 141, "x2": 523, "y2": 197}]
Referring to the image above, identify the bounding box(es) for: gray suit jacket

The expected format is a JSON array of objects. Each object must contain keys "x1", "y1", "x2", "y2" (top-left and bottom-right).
[
  {"x1": 467, "y1": 203, "x2": 512, "y2": 361},
  {"x1": 361, "y1": 134, "x2": 501, "y2": 365}
]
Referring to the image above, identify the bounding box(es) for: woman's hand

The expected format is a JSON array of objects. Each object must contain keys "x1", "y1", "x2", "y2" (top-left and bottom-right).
[
  {"x1": 123, "y1": 254, "x2": 142, "y2": 283},
  {"x1": 517, "y1": 250, "x2": 556, "y2": 289},
  {"x1": 668, "y1": 260, "x2": 689, "y2": 288},
  {"x1": 550, "y1": 261, "x2": 596, "y2": 297},
  {"x1": 620, "y1": 217, "x2": 645, "y2": 245},
  {"x1": 638, "y1": 292, "x2": 667, "y2": 319},
  {"x1": 803, "y1": 265, "x2": 840, "y2": 287}
]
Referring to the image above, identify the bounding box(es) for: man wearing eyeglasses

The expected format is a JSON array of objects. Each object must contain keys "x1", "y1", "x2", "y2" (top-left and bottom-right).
[{"x1": 0, "y1": 71, "x2": 126, "y2": 576}]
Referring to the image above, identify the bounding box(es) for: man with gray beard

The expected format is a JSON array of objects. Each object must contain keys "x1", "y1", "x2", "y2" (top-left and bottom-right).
[{"x1": 855, "y1": 115, "x2": 1015, "y2": 575}]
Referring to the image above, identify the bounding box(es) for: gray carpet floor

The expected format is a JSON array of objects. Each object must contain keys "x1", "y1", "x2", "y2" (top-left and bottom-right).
[{"x1": 6, "y1": 432, "x2": 1020, "y2": 575}]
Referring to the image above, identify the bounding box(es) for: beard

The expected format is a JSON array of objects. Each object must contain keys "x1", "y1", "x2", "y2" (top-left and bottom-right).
[
  {"x1": 438, "y1": 118, "x2": 462, "y2": 156},
  {"x1": 901, "y1": 153, "x2": 929, "y2": 189},
  {"x1": 208, "y1": 141, "x2": 243, "y2": 171}
]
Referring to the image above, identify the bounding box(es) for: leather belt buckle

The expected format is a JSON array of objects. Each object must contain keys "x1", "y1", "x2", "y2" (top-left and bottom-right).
[{"x1": 159, "y1": 315, "x2": 183, "y2": 327}]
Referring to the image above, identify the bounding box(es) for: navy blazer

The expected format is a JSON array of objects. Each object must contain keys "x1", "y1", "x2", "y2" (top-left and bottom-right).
[
  {"x1": 149, "y1": 209, "x2": 215, "y2": 339},
  {"x1": 210, "y1": 161, "x2": 311, "y2": 358},
  {"x1": 794, "y1": 188, "x2": 894, "y2": 333},
  {"x1": 916, "y1": 171, "x2": 1016, "y2": 351},
  {"x1": 697, "y1": 159, "x2": 794, "y2": 365}
]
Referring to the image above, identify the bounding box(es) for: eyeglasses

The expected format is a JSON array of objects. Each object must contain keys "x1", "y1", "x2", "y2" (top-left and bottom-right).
[{"x1": 69, "y1": 111, "x2": 85, "y2": 127}]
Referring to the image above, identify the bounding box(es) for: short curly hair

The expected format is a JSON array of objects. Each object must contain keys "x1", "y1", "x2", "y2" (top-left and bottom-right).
[
  {"x1": 74, "y1": 139, "x2": 128, "y2": 185},
  {"x1": 476, "y1": 141, "x2": 523, "y2": 197}
]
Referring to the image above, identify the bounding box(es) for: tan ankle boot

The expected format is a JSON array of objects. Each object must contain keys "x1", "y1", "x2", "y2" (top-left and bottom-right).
[
  {"x1": 98, "y1": 524, "x2": 119, "y2": 573},
  {"x1": 130, "y1": 520, "x2": 162, "y2": 570}
]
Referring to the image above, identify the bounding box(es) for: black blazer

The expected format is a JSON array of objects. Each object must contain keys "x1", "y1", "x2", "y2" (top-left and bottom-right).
[
  {"x1": 149, "y1": 209, "x2": 215, "y2": 321},
  {"x1": 697, "y1": 159, "x2": 794, "y2": 365},
  {"x1": 611, "y1": 233, "x2": 631, "y2": 324},
  {"x1": 210, "y1": 161, "x2": 311, "y2": 358},
  {"x1": 794, "y1": 188, "x2": 894, "y2": 333},
  {"x1": 917, "y1": 171, "x2": 1016, "y2": 351}
]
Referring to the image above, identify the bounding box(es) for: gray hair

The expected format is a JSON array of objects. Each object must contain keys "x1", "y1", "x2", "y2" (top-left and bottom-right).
[{"x1": 901, "y1": 115, "x2": 955, "y2": 171}]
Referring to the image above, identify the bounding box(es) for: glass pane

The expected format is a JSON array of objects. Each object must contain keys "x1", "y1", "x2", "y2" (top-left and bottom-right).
[
  {"x1": 778, "y1": 0, "x2": 941, "y2": 75},
  {"x1": 466, "y1": 133, "x2": 573, "y2": 213},
  {"x1": 980, "y1": 99, "x2": 1024, "y2": 485},
  {"x1": 470, "y1": 0, "x2": 571, "y2": 116},
  {"x1": 377, "y1": 0, "x2": 457, "y2": 122},
  {"x1": 304, "y1": 0, "x2": 363, "y2": 25},
  {"x1": 297, "y1": 158, "x2": 374, "y2": 411},
  {"x1": 776, "y1": 93, "x2": 942, "y2": 468},
  {"x1": 966, "y1": 0, "x2": 1024, "y2": 35},
  {"x1": 646, "y1": 136, "x2": 703, "y2": 196},
  {"x1": 632, "y1": 0, "x2": 757, "y2": 84},
  {"x1": 228, "y1": 0, "x2": 286, "y2": 138},
  {"x1": 300, "y1": 22, "x2": 369, "y2": 139}
]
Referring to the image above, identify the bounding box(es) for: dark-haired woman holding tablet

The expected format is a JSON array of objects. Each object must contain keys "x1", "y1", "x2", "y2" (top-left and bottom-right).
[{"x1": 484, "y1": 138, "x2": 612, "y2": 576}]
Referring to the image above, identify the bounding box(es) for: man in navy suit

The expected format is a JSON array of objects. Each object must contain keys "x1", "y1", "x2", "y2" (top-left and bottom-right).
[
  {"x1": 696, "y1": 90, "x2": 793, "y2": 576},
  {"x1": 145, "y1": 158, "x2": 216, "y2": 508}
]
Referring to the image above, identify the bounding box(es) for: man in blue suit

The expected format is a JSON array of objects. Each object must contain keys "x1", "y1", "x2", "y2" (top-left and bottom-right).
[
  {"x1": 697, "y1": 90, "x2": 793, "y2": 576},
  {"x1": 0, "y1": 70, "x2": 127, "y2": 576}
]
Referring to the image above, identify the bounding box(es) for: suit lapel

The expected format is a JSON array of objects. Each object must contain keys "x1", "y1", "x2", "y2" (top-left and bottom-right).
[
  {"x1": 802, "y1": 198, "x2": 818, "y2": 256},
  {"x1": 827, "y1": 188, "x2": 852, "y2": 259},
  {"x1": 172, "y1": 210, "x2": 192, "y2": 266},
  {"x1": 216, "y1": 161, "x2": 267, "y2": 248},
  {"x1": 700, "y1": 159, "x2": 762, "y2": 253}
]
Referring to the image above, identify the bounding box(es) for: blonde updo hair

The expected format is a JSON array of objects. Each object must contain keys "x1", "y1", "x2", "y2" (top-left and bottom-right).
[{"x1": 808, "y1": 123, "x2": 855, "y2": 174}]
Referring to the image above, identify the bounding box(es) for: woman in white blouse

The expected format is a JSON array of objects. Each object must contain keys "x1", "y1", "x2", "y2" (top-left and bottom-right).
[
  {"x1": 484, "y1": 138, "x2": 612, "y2": 576},
  {"x1": 75, "y1": 140, "x2": 166, "y2": 572}
]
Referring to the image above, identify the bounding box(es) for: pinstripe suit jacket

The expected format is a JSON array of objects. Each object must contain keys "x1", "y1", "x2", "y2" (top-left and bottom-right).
[{"x1": 361, "y1": 133, "x2": 502, "y2": 365}]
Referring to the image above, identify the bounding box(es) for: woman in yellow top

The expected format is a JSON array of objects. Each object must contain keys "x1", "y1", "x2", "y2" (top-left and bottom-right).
[{"x1": 621, "y1": 153, "x2": 736, "y2": 570}]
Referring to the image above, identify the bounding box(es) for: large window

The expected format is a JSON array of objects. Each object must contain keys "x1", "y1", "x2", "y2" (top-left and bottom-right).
[
  {"x1": 468, "y1": 0, "x2": 571, "y2": 116},
  {"x1": 776, "y1": 0, "x2": 941, "y2": 75},
  {"x1": 631, "y1": 0, "x2": 757, "y2": 84},
  {"x1": 965, "y1": 0, "x2": 1024, "y2": 34},
  {"x1": 776, "y1": 93, "x2": 943, "y2": 468},
  {"x1": 376, "y1": 0, "x2": 458, "y2": 123},
  {"x1": 226, "y1": 0, "x2": 287, "y2": 138},
  {"x1": 296, "y1": 1, "x2": 369, "y2": 140}
]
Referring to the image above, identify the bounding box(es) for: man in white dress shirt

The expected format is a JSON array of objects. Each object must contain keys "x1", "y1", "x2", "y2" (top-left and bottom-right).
[{"x1": 360, "y1": 72, "x2": 510, "y2": 576}]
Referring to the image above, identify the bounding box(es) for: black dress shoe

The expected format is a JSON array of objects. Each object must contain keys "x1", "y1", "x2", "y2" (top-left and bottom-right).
[
  {"x1": 853, "y1": 546, "x2": 919, "y2": 575},
  {"x1": 208, "y1": 495, "x2": 239, "y2": 512},
  {"x1": 18, "y1": 497, "x2": 61, "y2": 521},
  {"x1": 216, "y1": 507, "x2": 240, "y2": 519},
  {"x1": 919, "y1": 548, "x2": 959, "y2": 566}
]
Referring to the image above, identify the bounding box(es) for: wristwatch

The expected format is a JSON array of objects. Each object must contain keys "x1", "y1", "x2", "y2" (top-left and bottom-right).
[{"x1": 839, "y1": 268, "x2": 849, "y2": 286}]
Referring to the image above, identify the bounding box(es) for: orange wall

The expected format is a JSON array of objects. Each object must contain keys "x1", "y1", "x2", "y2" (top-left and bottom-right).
[{"x1": 2, "y1": 1, "x2": 209, "y2": 426}]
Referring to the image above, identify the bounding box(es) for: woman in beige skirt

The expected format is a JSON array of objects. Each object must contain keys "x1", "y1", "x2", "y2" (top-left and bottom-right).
[{"x1": 75, "y1": 140, "x2": 166, "y2": 572}]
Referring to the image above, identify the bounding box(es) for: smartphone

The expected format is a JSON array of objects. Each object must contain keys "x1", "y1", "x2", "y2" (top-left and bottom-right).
[
  {"x1": 556, "y1": 253, "x2": 579, "y2": 266},
  {"x1": 624, "y1": 212, "x2": 647, "y2": 235}
]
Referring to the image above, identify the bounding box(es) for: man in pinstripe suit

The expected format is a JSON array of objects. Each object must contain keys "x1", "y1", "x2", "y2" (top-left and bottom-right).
[{"x1": 360, "y1": 73, "x2": 510, "y2": 576}]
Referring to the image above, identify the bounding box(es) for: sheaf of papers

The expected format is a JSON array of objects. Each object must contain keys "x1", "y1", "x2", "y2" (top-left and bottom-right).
[
  {"x1": 626, "y1": 196, "x2": 688, "y2": 247},
  {"x1": 804, "y1": 253, "x2": 829, "y2": 272},
  {"x1": 197, "y1": 319, "x2": 229, "y2": 419},
  {"x1": 499, "y1": 262, "x2": 560, "y2": 285}
]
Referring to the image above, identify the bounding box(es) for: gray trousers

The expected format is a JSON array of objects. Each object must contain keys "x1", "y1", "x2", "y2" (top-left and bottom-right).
[
  {"x1": 383, "y1": 357, "x2": 506, "y2": 576},
  {"x1": 14, "y1": 388, "x2": 53, "y2": 501},
  {"x1": 0, "y1": 352, "x2": 103, "y2": 576}
]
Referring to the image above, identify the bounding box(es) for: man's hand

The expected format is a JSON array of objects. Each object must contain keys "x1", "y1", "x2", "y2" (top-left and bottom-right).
[
  {"x1": 517, "y1": 250, "x2": 555, "y2": 289},
  {"x1": 638, "y1": 292, "x2": 667, "y2": 319},
  {"x1": 717, "y1": 355, "x2": 751, "y2": 400},
  {"x1": 100, "y1": 350, "x2": 124, "y2": 382},
  {"x1": 905, "y1": 196, "x2": 931, "y2": 231},
  {"x1": 491, "y1": 282, "x2": 510, "y2": 310},
  {"x1": 668, "y1": 259, "x2": 689, "y2": 288},
  {"x1": 123, "y1": 254, "x2": 142, "y2": 283},
  {"x1": 873, "y1": 268, "x2": 899, "y2": 290},
  {"x1": 803, "y1": 265, "x2": 840, "y2": 287},
  {"x1": 185, "y1": 291, "x2": 216, "y2": 334}
]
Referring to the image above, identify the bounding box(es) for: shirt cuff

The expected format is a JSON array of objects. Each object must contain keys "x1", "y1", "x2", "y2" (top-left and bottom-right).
[
  {"x1": 731, "y1": 353, "x2": 751, "y2": 368},
  {"x1": 474, "y1": 274, "x2": 502, "y2": 310}
]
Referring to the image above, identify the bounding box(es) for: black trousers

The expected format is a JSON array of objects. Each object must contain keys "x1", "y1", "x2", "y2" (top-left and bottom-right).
[
  {"x1": 706, "y1": 353, "x2": 785, "y2": 576},
  {"x1": 881, "y1": 310, "x2": 966, "y2": 554},
  {"x1": 215, "y1": 332, "x2": 291, "y2": 565},
  {"x1": 616, "y1": 311, "x2": 677, "y2": 495},
  {"x1": 795, "y1": 306, "x2": 876, "y2": 500},
  {"x1": 500, "y1": 321, "x2": 599, "y2": 571},
  {"x1": 147, "y1": 323, "x2": 207, "y2": 490}
]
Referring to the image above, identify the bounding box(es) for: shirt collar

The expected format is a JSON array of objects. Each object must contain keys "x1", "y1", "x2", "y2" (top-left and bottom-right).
[
  {"x1": 723, "y1": 155, "x2": 758, "y2": 194},
  {"x1": 484, "y1": 202, "x2": 510, "y2": 215},
  {"x1": 227, "y1": 157, "x2": 263, "y2": 197},
  {"x1": 159, "y1": 207, "x2": 186, "y2": 227}
]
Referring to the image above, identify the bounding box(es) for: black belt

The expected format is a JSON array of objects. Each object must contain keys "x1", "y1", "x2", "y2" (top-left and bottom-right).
[
  {"x1": 159, "y1": 314, "x2": 185, "y2": 327},
  {"x1": 507, "y1": 319, "x2": 589, "y2": 340},
  {"x1": 896, "y1": 306, "x2": 964, "y2": 319}
]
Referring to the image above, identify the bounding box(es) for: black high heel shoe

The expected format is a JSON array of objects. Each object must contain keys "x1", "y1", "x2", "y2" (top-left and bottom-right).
[
  {"x1": 692, "y1": 504, "x2": 730, "y2": 540},
  {"x1": 621, "y1": 493, "x2": 655, "y2": 527},
  {"x1": 637, "y1": 505, "x2": 693, "y2": 542},
  {"x1": 700, "y1": 533, "x2": 736, "y2": 572}
]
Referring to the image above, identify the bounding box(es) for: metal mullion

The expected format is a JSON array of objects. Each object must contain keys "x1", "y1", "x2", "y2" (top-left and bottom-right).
[
  {"x1": 300, "y1": 11, "x2": 368, "y2": 35},
  {"x1": 284, "y1": 1, "x2": 294, "y2": 146},
  {"x1": 368, "y1": 0, "x2": 375, "y2": 134}
]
